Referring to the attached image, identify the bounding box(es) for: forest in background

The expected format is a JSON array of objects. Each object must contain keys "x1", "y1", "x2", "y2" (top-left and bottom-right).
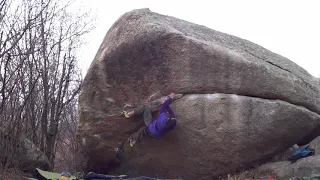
[{"x1": 0, "y1": 0, "x2": 93, "y2": 175}]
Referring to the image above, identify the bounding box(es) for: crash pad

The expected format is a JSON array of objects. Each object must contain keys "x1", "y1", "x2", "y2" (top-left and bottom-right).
[{"x1": 31, "y1": 168, "x2": 77, "y2": 180}]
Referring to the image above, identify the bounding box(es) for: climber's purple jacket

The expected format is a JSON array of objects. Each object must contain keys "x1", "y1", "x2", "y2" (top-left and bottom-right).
[{"x1": 148, "y1": 97, "x2": 177, "y2": 138}]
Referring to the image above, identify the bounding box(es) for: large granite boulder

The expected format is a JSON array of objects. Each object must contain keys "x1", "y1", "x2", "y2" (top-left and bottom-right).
[{"x1": 78, "y1": 8, "x2": 320, "y2": 179}]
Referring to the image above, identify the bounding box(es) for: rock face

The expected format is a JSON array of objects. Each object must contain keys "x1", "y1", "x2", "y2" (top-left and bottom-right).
[
  {"x1": 78, "y1": 9, "x2": 320, "y2": 179},
  {"x1": 258, "y1": 155, "x2": 320, "y2": 179},
  {"x1": 258, "y1": 137, "x2": 320, "y2": 179},
  {"x1": 310, "y1": 136, "x2": 320, "y2": 156},
  {"x1": 20, "y1": 138, "x2": 50, "y2": 173},
  {"x1": 0, "y1": 127, "x2": 50, "y2": 173}
]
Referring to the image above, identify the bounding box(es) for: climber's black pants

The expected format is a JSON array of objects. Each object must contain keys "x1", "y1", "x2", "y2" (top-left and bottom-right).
[
  {"x1": 133, "y1": 105, "x2": 153, "y2": 126},
  {"x1": 128, "y1": 106, "x2": 152, "y2": 143}
]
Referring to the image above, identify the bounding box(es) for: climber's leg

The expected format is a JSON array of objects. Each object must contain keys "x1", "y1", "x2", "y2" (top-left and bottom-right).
[
  {"x1": 142, "y1": 105, "x2": 153, "y2": 126},
  {"x1": 124, "y1": 105, "x2": 153, "y2": 125},
  {"x1": 125, "y1": 106, "x2": 152, "y2": 148},
  {"x1": 128, "y1": 126, "x2": 150, "y2": 148}
]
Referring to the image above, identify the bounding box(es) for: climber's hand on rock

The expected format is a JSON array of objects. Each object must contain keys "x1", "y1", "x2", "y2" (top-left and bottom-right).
[
  {"x1": 169, "y1": 93, "x2": 175, "y2": 99},
  {"x1": 160, "y1": 97, "x2": 166, "y2": 104}
]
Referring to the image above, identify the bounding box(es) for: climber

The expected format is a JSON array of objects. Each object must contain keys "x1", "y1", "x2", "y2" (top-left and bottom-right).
[{"x1": 123, "y1": 93, "x2": 177, "y2": 147}]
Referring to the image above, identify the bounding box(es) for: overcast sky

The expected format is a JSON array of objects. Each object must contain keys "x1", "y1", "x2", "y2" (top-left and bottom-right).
[{"x1": 75, "y1": 0, "x2": 320, "y2": 78}]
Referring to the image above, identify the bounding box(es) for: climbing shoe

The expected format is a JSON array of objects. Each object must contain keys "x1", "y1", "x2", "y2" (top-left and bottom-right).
[
  {"x1": 123, "y1": 110, "x2": 130, "y2": 118},
  {"x1": 129, "y1": 140, "x2": 136, "y2": 148},
  {"x1": 128, "y1": 127, "x2": 145, "y2": 148}
]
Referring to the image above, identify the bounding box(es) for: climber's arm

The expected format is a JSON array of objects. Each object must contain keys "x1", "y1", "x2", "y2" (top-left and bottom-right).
[
  {"x1": 166, "y1": 106, "x2": 176, "y2": 119},
  {"x1": 159, "y1": 97, "x2": 173, "y2": 114}
]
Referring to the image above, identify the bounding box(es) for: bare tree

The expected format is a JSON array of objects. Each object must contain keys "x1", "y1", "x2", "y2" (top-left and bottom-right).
[
  {"x1": 54, "y1": 98, "x2": 79, "y2": 172},
  {"x1": 0, "y1": 1, "x2": 49, "y2": 171},
  {"x1": 0, "y1": 0, "x2": 93, "y2": 173}
]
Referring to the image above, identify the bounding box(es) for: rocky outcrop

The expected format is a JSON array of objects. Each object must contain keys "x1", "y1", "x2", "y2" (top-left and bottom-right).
[
  {"x1": 78, "y1": 8, "x2": 320, "y2": 179},
  {"x1": 258, "y1": 155, "x2": 320, "y2": 179},
  {"x1": 0, "y1": 127, "x2": 50, "y2": 173},
  {"x1": 20, "y1": 138, "x2": 50, "y2": 173},
  {"x1": 310, "y1": 136, "x2": 320, "y2": 156},
  {"x1": 258, "y1": 137, "x2": 320, "y2": 179}
]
